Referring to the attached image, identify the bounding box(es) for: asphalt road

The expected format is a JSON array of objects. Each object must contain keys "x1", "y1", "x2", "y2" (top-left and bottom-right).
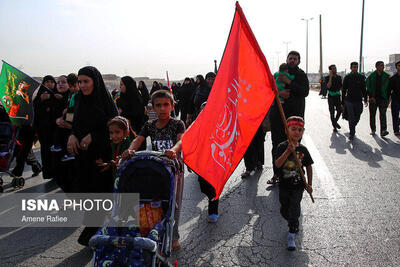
[{"x1": 0, "y1": 90, "x2": 399, "y2": 266}]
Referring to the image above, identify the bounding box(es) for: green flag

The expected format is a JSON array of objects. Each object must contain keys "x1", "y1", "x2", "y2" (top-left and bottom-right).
[{"x1": 0, "y1": 61, "x2": 40, "y2": 126}]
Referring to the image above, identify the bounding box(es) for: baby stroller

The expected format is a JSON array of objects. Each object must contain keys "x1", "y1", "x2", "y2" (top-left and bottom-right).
[
  {"x1": 0, "y1": 122, "x2": 23, "y2": 192},
  {"x1": 89, "y1": 151, "x2": 182, "y2": 267}
]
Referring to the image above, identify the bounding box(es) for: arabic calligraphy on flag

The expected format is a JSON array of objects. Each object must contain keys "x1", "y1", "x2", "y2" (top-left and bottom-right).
[{"x1": 181, "y1": 2, "x2": 277, "y2": 198}]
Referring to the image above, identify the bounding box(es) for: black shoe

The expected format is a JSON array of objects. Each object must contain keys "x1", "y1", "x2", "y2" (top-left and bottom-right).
[
  {"x1": 380, "y1": 130, "x2": 389, "y2": 137},
  {"x1": 333, "y1": 127, "x2": 338, "y2": 132},
  {"x1": 335, "y1": 122, "x2": 341, "y2": 129},
  {"x1": 32, "y1": 164, "x2": 42, "y2": 177},
  {"x1": 349, "y1": 135, "x2": 354, "y2": 140}
]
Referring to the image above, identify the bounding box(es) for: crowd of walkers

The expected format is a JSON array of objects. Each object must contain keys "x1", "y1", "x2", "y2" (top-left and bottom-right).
[
  {"x1": 320, "y1": 60, "x2": 400, "y2": 139},
  {"x1": 6, "y1": 51, "x2": 400, "y2": 253}
]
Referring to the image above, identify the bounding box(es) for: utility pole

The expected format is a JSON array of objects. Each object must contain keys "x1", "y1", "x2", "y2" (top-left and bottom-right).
[
  {"x1": 359, "y1": 0, "x2": 365, "y2": 73},
  {"x1": 319, "y1": 14, "x2": 323, "y2": 81},
  {"x1": 301, "y1": 17, "x2": 314, "y2": 74}
]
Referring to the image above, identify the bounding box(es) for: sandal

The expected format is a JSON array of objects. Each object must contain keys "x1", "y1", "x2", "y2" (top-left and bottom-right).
[{"x1": 241, "y1": 170, "x2": 251, "y2": 178}]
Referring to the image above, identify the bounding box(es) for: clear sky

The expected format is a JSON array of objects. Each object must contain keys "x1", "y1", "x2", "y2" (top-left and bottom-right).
[{"x1": 0, "y1": 0, "x2": 399, "y2": 79}]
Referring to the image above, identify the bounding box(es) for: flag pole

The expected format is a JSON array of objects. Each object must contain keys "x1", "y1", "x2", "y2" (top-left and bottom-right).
[{"x1": 274, "y1": 93, "x2": 315, "y2": 203}]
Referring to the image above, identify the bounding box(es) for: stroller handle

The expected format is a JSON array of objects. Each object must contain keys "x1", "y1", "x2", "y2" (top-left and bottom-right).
[{"x1": 89, "y1": 235, "x2": 157, "y2": 252}]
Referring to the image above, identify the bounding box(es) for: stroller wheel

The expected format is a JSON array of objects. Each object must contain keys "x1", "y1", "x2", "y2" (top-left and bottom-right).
[
  {"x1": 18, "y1": 177, "x2": 25, "y2": 187},
  {"x1": 0, "y1": 177, "x2": 3, "y2": 186},
  {"x1": 0, "y1": 186, "x2": 3, "y2": 193}
]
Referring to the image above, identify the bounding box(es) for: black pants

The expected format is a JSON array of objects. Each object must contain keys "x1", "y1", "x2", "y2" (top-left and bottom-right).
[
  {"x1": 270, "y1": 106, "x2": 287, "y2": 176},
  {"x1": 52, "y1": 126, "x2": 71, "y2": 154},
  {"x1": 328, "y1": 95, "x2": 342, "y2": 127},
  {"x1": 38, "y1": 129, "x2": 55, "y2": 179},
  {"x1": 391, "y1": 100, "x2": 400, "y2": 133},
  {"x1": 198, "y1": 176, "x2": 219, "y2": 215},
  {"x1": 345, "y1": 101, "x2": 363, "y2": 137},
  {"x1": 369, "y1": 99, "x2": 388, "y2": 133},
  {"x1": 12, "y1": 126, "x2": 41, "y2": 176},
  {"x1": 243, "y1": 126, "x2": 265, "y2": 171},
  {"x1": 279, "y1": 186, "x2": 304, "y2": 233}
]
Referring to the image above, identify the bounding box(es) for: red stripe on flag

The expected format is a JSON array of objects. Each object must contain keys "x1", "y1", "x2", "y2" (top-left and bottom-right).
[{"x1": 181, "y1": 2, "x2": 276, "y2": 198}]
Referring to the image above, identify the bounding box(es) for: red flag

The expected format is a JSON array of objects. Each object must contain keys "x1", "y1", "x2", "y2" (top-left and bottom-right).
[{"x1": 181, "y1": 2, "x2": 277, "y2": 198}]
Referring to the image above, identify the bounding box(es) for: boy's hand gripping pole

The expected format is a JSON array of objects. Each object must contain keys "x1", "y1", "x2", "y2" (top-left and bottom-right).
[{"x1": 274, "y1": 93, "x2": 315, "y2": 203}]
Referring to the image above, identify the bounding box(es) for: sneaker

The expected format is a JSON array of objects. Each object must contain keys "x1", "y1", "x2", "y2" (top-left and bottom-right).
[
  {"x1": 207, "y1": 214, "x2": 219, "y2": 223},
  {"x1": 287, "y1": 233, "x2": 296, "y2": 251},
  {"x1": 335, "y1": 122, "x2": 341, "y2": 129},
  {"x1": 50, "y1": 145, "x2": 62, "y2": 152},
  {"x1": 333, "y1": 127, "x2": 338, "y2": 132},
  {"x1": 370, "y1": 131, "x2": 376, "y2": 136},
  {"x1": 267, "y1": 175, "x2": 279, "y2": 185},
  {"x1": 61, "y1": 154, "x2": 75, "y2": 162},
  {"x1": 380, "y1": 130, "x2": 389, "y2": 137}
]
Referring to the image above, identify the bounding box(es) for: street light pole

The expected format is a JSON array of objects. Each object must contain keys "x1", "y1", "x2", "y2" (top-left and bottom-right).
[
  {"x1": 283, "y1": 41, "x2": 291, "y2": 56},
  {"x1": 301, "y1": 17, "x2": 314, "y2": 74},
  {"x1": 359, "y1": 0, "x2": 365, "y2": 73}
]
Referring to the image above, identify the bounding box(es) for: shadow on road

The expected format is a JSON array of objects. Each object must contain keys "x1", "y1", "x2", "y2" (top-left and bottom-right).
[{"x1": 53, "y1": 247, "x2": 92, "y2": 267}]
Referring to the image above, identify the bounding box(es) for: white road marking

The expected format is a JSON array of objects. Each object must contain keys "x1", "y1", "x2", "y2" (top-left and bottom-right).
[{"x1": 303, "y1": 134, "x2": 345, "y2": 205}]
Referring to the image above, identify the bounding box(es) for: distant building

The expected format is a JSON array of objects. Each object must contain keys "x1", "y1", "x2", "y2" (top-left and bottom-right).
[{"x1": 385, "y1": 54, "x2": 400, "y2": 75}]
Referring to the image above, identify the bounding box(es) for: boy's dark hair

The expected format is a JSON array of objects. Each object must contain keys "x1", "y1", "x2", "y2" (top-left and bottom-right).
[
  {"x1": 279, "y1": 63, "x2": 289, "y2": 72},
  {"x1": 375, "y1": 61, "x2": 384, "y2": 67},
  {"x1": 287, "y1": 116, "x2": 305, "y2": 127},
  {"x1": 396, "y1": 61, "x2": 400, "y2": 68},
  {"x1": 328, "y1": 64, "x2": 336, "y2": 70},
  {"x1": 287, "y1": 51, "x2": 301, "y2": 61},
  {"x1": 350, "y1": 62, "x2": 358, "y2": 68},
  {"x1": 151, "y1": 89, "x2": 174, "y2": 105},
  {"x1": 67, "y1": 73, "x2": 78, "y2": 86}
]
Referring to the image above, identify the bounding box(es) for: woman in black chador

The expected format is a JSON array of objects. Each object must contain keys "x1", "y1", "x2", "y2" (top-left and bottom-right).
[
  {"x1": 117, "y1": 76, "x2": 145, "y2": 134},
  {"x1": 66, "y1": 66, "x2": 117, "y2": 246},
  {"x1": 33, "y1": 75, "x2": 62, "y2": 179}
]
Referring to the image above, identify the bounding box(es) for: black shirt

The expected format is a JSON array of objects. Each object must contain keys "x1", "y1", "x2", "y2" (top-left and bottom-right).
[
  {"x1": 139, "y1": 118, "x2": 185, "y2": 151},
  {"x1": 275, "y1": 140, "x2": 313, "y2": 189},
  {"x1": 342, "y1": 73, "x2": 367, "y2": 103},
  {"x1": 324, "y1": 75, "x2": 342, "y2": 93},
  {"x1": 389, "y1": 73, "x2": 400, "y2": 102},
  {"x1": 283, "y1": 67, "x2": 310, "y2": 118}
]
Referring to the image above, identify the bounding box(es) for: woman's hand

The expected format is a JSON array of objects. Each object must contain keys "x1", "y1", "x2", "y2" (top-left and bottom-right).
[
  {"x1": 40, "y1": 92, "x2": 50, "y2": 101},
  {"x1": 54, "y1": 93, "x2": 63, "y2": 100},
  {"x1": 67, "y1": 135, "x2": 80, "y2": 155},
  {"x1": 80, "y1": 134, "x2": 92, "y2": 151}
]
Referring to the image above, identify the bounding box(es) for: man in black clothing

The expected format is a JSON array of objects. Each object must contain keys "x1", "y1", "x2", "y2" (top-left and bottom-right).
[
  {"x1": 325, "y1": 65, "x2": 343, "y2": 132},
  {"x1": 268, "y1": 51, "x2": 309, "y2": 184},
  {"x1": 388, "y1": 60, "x2": 400, "y2": 135},
  {"x1": 342, "y1": 62, "x2": 367, "y2": 140}
]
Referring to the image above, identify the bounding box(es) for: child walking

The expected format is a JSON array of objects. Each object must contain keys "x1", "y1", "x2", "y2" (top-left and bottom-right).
[
  {"x1": 96, "y1": 116, "x2": 133, "y2": 180},
  {"x1": 274, "y1": 116, "x2": 313, "y2": 251},
  {"x1": 121, "y1": 90, "x2": 185, "y2": 251}
]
